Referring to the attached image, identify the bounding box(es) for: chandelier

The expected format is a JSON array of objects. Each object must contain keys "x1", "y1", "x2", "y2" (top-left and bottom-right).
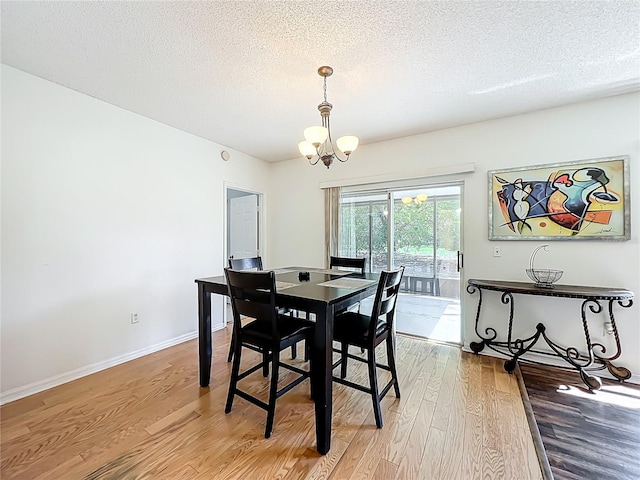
[
  {"x1": 298, "y1": 66, "x2": 359, "y2": 168},
  {"x1": 401, "y1": 193, "x2": 429, "y2": 205}
]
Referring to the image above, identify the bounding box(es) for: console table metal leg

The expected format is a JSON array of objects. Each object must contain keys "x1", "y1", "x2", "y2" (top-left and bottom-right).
[
  {"x1": 534, "y1": 299, "x2": 603, "y2": 390},
  {"x1": 467, "y1": 284, "x2": 497, "y2": 353},
  {"x1": 469, "y1": 340, "x2": 486, "y2": 354},
  {"x1": 592, "y1": 298, "x2": 634, "y2": 381},
  {"x1": 504, "y1": 323, "x2": 546, "y2": 373}
]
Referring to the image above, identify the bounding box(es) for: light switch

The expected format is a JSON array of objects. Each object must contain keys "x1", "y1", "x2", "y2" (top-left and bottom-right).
[{"x1": 493, "y1": 246, "x2": 502, "y2": 257}]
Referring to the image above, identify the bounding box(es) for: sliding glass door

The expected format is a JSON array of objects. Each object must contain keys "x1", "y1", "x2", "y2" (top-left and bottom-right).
[{"x1": 339, "y1": 183, "x2": 462, "y2": 343}]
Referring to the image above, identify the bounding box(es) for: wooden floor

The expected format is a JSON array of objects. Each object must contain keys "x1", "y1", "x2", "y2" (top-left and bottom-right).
[
  {"x1": 518, "y1": 363, "x2": 640, "y2": 480},
  {"x1": 1, "y1": 330, "x2": 542, "y2": 479}
]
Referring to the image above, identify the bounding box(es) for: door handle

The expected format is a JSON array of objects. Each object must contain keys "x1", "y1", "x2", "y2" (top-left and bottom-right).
[{"x1": 457, "y1": 251, "x2": 463, "y2": 271}]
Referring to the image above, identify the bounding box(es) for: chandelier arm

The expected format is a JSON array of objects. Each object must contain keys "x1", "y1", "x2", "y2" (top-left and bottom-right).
[
  {"x1": 316, "y1": 116, "x2": 329, "y2": 157},
  {"x1": 309, "y1": 156, "x2": 321, "y2": 166},
  {"x1": 323, "y1": 114, "x2": 351, "y2": 162},
  {"x1": 325, "y1": 117, "x2": 334, "y2": 147},
  {"x1": 316, "y1": 141, "x2": 327, "y2": 157},
  {"x1": 335, "y1": 151, "x2": 350, "y2": 162}
]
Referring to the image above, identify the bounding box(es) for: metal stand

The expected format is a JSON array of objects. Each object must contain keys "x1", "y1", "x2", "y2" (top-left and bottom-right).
[{"x1": 467, "y1": 279, "x2": 634, "y2": 390}]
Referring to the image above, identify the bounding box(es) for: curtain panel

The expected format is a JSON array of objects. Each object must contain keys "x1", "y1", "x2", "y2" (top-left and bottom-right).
[{"x1": 324, "y1": 187, "x2": 341, "y2": 268}]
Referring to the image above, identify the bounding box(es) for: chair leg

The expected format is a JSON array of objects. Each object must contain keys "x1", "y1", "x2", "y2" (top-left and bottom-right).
[
  {"x1": 225, "y1": 339, "x2": 242, "y2": 414},
  {"x1": 367, "y1": 347, "x2": 383, "y2": 428},
  {"x1": 291, "y1": 343, "x2": 297, "y2": 359},
  {"x1": 227, "y1": 331, "x2": 236, "y2": 363},
  {"x1": 262, "y1": 350, "x2": 270, "y2": 377},
  {"x1": 308, "y1": 350, "x2": 314, "y2": 400},
  {"x1": 387, "y1": 336, "x2": 401, "y2": 398},
  {"x1": 356, "y1": 305, "x2": 363, "y2": 355},
  {"x1": 264, "y1": 351, "x2": 280, "y2": 438},
  {"x1": 340, "y1": 342, "x2": 349, "y2": 379}
]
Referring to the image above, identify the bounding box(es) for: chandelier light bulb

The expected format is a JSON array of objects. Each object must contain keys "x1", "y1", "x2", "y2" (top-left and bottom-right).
[
  {"x1": 298, "y1": 141, "x2": 316, "y2": 159},
  {"x1": 336, "y1": 135, "x2": 359, "y2": 155},
  {"x1": 304, "y1": 126, "x2": 328, "y2": 147}
]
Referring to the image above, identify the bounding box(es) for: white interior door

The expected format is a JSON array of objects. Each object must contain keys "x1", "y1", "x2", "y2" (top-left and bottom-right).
[{"x1": 229, "y1": 193, "x2": 259, "y2": 260}]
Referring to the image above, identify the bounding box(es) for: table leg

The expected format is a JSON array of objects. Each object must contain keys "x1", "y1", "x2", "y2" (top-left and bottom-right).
[
  {"x1": 312, "y1": 304, "x2": 334, "y2": 455},
  {"x1": 198, "y1": 283, "x2": 212, "y2": 387}
]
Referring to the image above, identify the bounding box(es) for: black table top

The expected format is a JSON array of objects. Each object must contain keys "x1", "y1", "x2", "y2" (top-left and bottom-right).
[
  {"x1": 196, "y1": 267, "x2": 379, "y2": 305},
  {"x1": 468, "y1": 278, "x2": 634, "y2": 301}
]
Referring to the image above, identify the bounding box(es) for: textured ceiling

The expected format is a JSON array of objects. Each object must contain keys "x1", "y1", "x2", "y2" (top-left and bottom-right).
[{"x1": 2, "y1": 1, "x2": 639, "y2": 162}]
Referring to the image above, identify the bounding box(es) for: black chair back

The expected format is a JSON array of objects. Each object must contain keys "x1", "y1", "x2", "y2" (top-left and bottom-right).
[
  {"x1": 330, "y1": 256, "x2": 366, "y2": 274},
  {"x1": 228, "y1": 256, "x2": 263, "y2": 271},
  {"x1": 368, "y1": 267, "x2": 405, "y2": 339},
  {"x1": 225, "y1": 268, "x2": 279, "y2": 340}
]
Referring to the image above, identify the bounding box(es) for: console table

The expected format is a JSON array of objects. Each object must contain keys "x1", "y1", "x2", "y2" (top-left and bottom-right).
[{"x1": 466, "y1": 278, "x2": 634, "y2": 390}]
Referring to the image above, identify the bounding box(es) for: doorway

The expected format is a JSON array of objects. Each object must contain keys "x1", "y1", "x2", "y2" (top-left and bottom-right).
[
  {"x1": 227, "y1": 189, "x2": 260, "y2": 261},
  {"x1": 339, "y1": 183, "x2": 462, "y2": 344},
  {"x1": 225, "y1": 186, "x2": 263, "y2": 326}
]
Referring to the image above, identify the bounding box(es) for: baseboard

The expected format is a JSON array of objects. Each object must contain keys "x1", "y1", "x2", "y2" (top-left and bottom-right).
[{"x1": 0, "y1": 324, "x2": 225, "y2": 406}]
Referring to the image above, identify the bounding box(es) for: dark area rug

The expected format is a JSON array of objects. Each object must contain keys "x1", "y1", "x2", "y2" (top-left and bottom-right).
[{"x1": 516, "y1": 363, "x2": 640, "y2": 480}]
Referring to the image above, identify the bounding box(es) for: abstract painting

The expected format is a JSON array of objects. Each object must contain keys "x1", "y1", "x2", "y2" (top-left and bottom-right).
[{"x1": 488, "y1": 156, "x2": 630, "y2": 240}]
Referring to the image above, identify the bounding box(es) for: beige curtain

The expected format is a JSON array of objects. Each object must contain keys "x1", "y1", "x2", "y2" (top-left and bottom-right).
[{"x1": 324, "y1": 186, "x2": 341, "y2": 268}]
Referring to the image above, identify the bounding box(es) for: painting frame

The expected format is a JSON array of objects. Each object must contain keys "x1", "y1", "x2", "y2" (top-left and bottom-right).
[{"x1": 488, "y1": 155, "x2": 630, "y2": 241}]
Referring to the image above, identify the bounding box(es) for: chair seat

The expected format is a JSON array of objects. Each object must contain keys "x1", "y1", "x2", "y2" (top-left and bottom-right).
[
  {"x1": 333, "y1": 311, "x2": 388, "y2": 347},
  {"x1": 226, "y1": 255, "x2": 305, "y2": 363},
  {"x1": 243, "y1": 315, "x2": 313, "y2": 343}
]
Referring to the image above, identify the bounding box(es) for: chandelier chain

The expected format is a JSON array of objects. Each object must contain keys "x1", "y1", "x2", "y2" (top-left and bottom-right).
[{"x1": 323, "y1": 75, "x2": 328, "y2": 103}]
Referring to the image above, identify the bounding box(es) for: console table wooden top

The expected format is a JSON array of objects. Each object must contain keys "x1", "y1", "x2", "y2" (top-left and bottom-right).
[{"x1": 468, "y1": 278, "x2": 634, "y2": 301}]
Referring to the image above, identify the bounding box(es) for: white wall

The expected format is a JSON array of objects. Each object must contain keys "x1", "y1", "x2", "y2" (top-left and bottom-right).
[
  {"x1": 1, "y1": 66, "x2": 271, "y2": 401},
  {"x1": 269, "y1": 93, "x2": 640, "y2": 382}
]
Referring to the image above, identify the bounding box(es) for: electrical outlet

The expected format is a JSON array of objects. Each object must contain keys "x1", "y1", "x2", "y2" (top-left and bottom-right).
[
  {"x1": 493, "y1": 246, "x2": 502, "y2": 257},
  {"x1": 603, "y1": 322, "x2": 614, "y2": 335},
  {"x1": 131, "y1": 313, "x2": 139, "y2": 324}
]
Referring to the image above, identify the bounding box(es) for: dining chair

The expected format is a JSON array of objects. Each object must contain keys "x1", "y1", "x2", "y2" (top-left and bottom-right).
[
  {"x1": 227, "y1": 256, "x2": 299, "y2": 363},
  {"x1": 329, "y1": 255, "x2": 366, "y2": 274},
  {"x1": 229, "y1": 256, "x2": 263, "y2": 272},
  {"x1": 331, "y1": 266, "x2": 405, "y2": 428},
  {"x1": 224, "y1": 268, "x2": 313, "y2": 438},
  {"x1": 330, "y1": 256, "x2": 366, "y2": 314},
  {"x1": 329, "y1": 255, "x2": 368, "y2": 354},
  {"x1": 227, "y1": 256, "x2": 264, "y2": 364}
]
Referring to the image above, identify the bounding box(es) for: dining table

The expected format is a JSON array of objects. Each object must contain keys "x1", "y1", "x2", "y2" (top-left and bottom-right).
[{"x1": 195, "y1": 267, "x2": 380, "y2": 455}]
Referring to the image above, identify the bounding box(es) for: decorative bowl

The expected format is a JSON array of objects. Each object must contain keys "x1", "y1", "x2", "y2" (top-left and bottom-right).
[{"x1": 526, "y1": 268, "x2": 563, "y2": 288}]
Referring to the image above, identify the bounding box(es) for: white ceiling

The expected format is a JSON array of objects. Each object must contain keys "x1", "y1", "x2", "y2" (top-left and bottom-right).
[{"x1": 2, "y1": 1, "x2": 639, "y2": 163}]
